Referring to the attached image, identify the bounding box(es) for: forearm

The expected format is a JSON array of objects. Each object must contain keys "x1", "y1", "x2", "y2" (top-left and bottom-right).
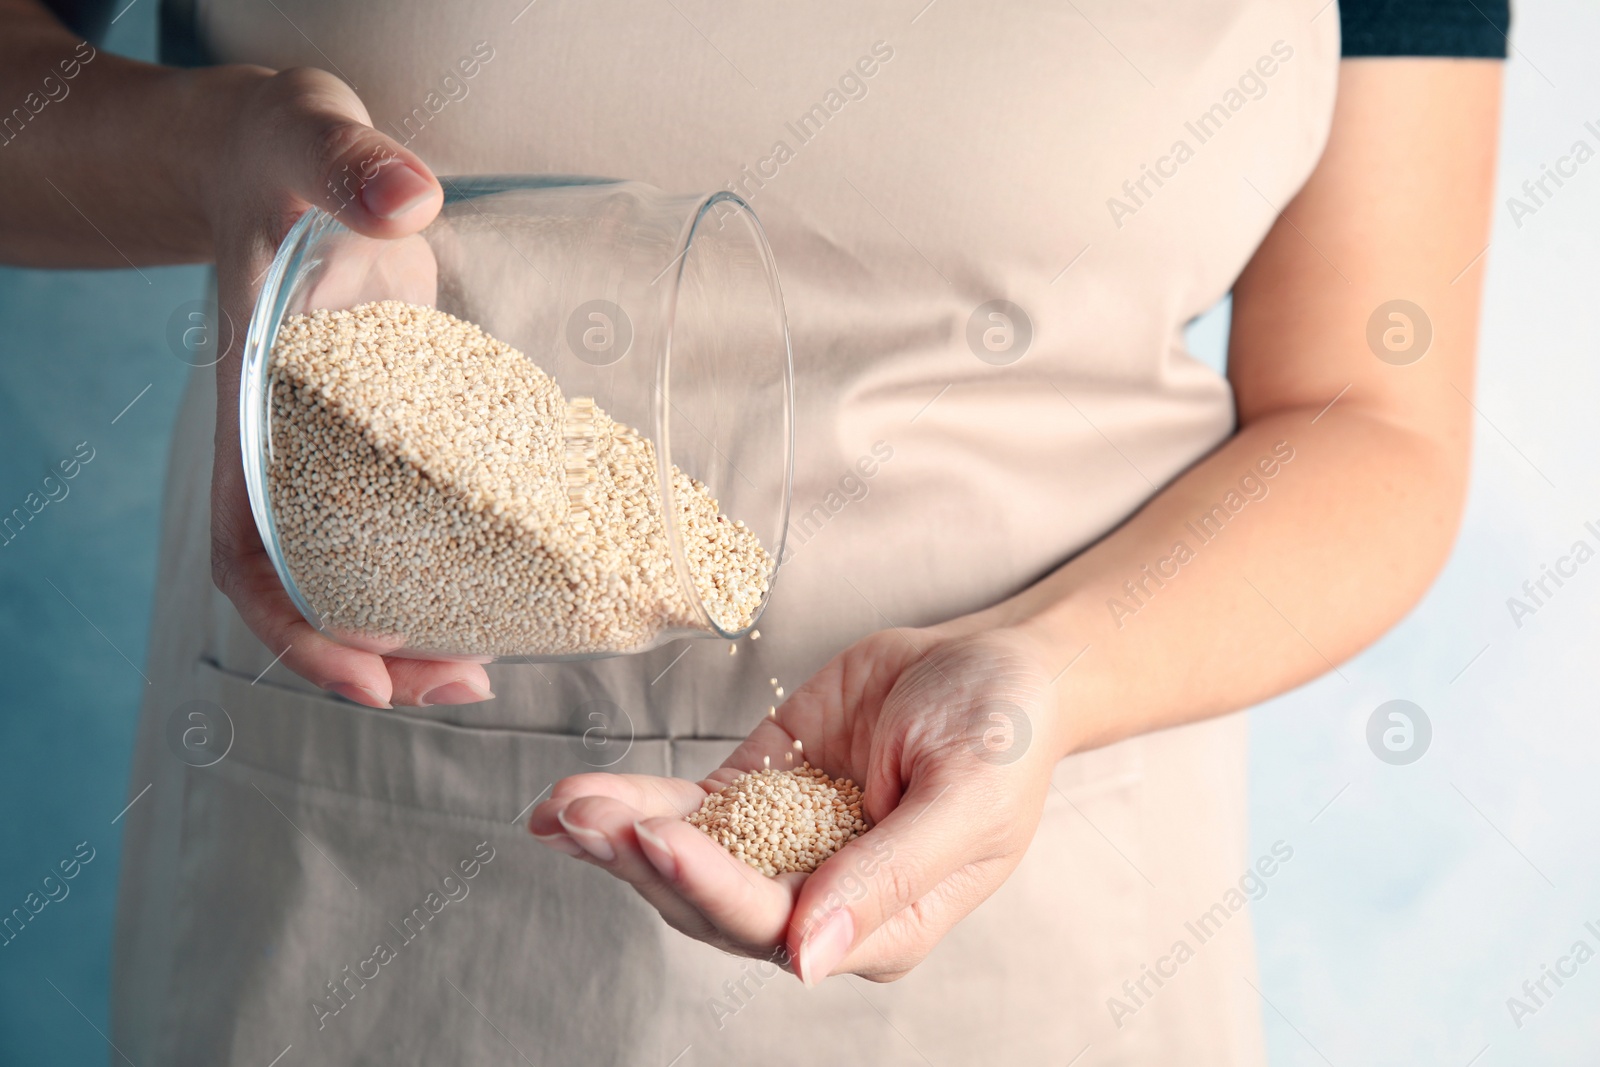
[
  {"x1": 0, "y1": 0, "x2": 259, "y2": 265},
  {"x1": 985, "y1": 401, "x2": 1466, "y2": 757},
  {"x1": 975, "y1": 58, "x2": 1499, "y2": 760}
]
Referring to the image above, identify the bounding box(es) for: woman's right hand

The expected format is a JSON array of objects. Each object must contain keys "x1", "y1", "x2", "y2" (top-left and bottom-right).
[{"x1": 204, "y1": 66, "x2": 494, "y2": 709}]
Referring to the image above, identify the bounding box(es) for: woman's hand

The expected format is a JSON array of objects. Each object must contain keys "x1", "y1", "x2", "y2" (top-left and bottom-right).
[
  {"x1": 203, "y1": 66, "x2": 495, "y2": 709},
  {"x1": 528, "y1": 625, "x2": 1068, "y2": 985},
  {"x1": 0, "y1": 9, "x2": 495, "y2": 704}
]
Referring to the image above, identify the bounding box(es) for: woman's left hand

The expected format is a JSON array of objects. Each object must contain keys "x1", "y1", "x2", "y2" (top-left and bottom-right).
[{"x1": 527, "y1": 625, "x2": 1067, "y2": 985}]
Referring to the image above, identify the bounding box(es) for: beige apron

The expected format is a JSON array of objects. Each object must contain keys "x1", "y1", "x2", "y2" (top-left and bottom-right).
[{"x1": 113, "y1": 3, "x2": 1339, "y2": 1063}]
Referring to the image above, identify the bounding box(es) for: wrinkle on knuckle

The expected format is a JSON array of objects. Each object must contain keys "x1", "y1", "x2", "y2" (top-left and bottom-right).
[
  {"x1": 251, "y1": 70, "x2": 328, "y2": 139},
  {"x1": 209, "y1": 546, "x2": 242, "y2": 599},
  {"x1": 308, "y1": 120, "x2": 374, "y2": 190},
  {"x1": 880, "y1": 862, "x2": 920, "y2": 915},
  {"x1": 264, "y1": 67, "x2": 363, "y2": 121}
]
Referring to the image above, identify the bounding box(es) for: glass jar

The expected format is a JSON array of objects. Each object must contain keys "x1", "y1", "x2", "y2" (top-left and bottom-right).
[{"x1": 240, "y1": 176, "x2": 793, "y2": 662}]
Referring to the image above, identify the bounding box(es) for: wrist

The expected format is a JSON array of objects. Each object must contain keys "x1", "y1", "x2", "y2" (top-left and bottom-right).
[
  {"x1": 924, "y1": 579, "x2": 1106, "y2": 761},
  {"x1": 164, "y1": 63, "x2": 276, "y2": 254},
  {"x1": 991, "y1": 594, "x2": 1106, "y2": 761}
]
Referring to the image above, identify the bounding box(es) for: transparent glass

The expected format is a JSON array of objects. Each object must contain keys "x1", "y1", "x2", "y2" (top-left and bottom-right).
[{"x1": 240, "y1": 176, "x2": 793, "y2": 662}]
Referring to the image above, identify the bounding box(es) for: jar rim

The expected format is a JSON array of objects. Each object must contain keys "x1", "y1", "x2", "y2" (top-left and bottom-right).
[{"x1": 655, "y1": 189, "x2": 795, "y2": 640}]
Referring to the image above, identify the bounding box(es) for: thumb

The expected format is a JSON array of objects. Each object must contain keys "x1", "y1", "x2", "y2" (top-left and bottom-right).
[
  {"x1": 786, "y1": 772, "x2": 988, "y2": 987},
  {"x1": 261, "y1": 67, "x2": 443, "y2": 237}
]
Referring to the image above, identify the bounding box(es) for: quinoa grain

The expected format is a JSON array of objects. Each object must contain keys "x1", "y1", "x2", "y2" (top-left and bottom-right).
[
  {"x1": 687, "y1": 762, "x2": 868, "y2": 877},
  {"x1": 265, "y1": 301, "x2": 772, "y2": 657}
]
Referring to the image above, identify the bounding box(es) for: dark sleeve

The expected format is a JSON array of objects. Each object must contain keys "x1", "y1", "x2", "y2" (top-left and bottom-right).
[
  {"x1": 1341, "y1": 0, "x2": 1511, "y2": 58},
  {"x1": 38, "y1": 0, "x2": 230, "y2": 66},
  {"x1": 37, "y1": 0, "x2": 113, "y2": 42}
]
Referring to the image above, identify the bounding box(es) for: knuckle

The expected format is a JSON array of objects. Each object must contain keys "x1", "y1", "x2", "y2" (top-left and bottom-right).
[
  {"x1": 209, "y1": 562, "x2": 228, "y2": 597},
  {"x1": 208, "y1": 507, "x2": 257, "y2": 601},
  {"x1": 270, "y1": 65, "x2": 327, "y2": 92},
  {"x1": 559, "y1": 792, "x2": 597, "y2": 817},
  {"x1": 209, "y1": 544, "x2": 238, "y2": 599},
  {"x1": 263, "y1": 66, "x2": 346, "y2": 106},
  {"x1": 546, "y1": 778, "x2": 591, "y2": 804},
  {"x1": 308, "y1": 119, "x2": 374, "y2": 178},
  {"x1": 860, "y1": 966, "x2": 914, "y2": 984},
  {"x1": 881, "y1": 863, "x2": 920, "y2": 912},
  {"x1": 250, "y1": 67, "x2": 327, "y2": 117},
  {"x1": 313, "y1": 130, "x2": 400, "y2": 212},
  {"x1": 548, "y1": 777, "x2": 611, "y2": 807}
]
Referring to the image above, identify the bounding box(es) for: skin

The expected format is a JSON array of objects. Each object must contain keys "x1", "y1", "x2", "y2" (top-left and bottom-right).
[
  {"x1": 0, "y1": 0, "x2": 482, "y2": 707},
  {"x1": 533, "y1": 58, "x2": 1505, "y2": 986},
  {"x1": 0, "y1": 2, "x2": 1501, "y2": 989}
]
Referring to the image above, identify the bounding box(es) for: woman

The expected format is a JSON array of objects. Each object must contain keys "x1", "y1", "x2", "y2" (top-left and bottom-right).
[{"x1": 2, "y1": 0, "x2": 1506, "y2": 1062}]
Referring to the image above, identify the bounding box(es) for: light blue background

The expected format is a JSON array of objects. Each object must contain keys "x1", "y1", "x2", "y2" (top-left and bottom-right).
[
  {"x1": 2, "y1": 2, "x2": 1597, "y2": 1064},
  {"x1": 0, "y1": 11, "x2": 207, "y2": 1064}
]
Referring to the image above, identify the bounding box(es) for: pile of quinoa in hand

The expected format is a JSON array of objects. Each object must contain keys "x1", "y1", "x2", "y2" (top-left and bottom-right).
[
  {"x1": 687, "y1": 762, "x2": 868, "y2": 876},
  {"x1": 265, "y1": 300, "x2": 772, "y2": 657}
]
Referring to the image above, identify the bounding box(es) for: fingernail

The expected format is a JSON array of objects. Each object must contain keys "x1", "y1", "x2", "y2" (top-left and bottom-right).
[
  {"x1": 327, "y1": 682, "x2": 391, "y2": 709},
  {"x1": 531, "y1": 831, "x2": 585, "y2": 858},
  {"x1": 420, "y1": 680, "x2": 494, "y2": 706},
  {"x1": 798, "y1": 908, "x2": 853, "y2": 988},
  {"x1": 361, "y1": 162, "x2": 437, "y2": 220},
  {"x1": 634, "y1": 821, "x2": 677, "y2": 881},
  {"x1": 557, "y1": 809, "x2": 615, "y2": 862}
]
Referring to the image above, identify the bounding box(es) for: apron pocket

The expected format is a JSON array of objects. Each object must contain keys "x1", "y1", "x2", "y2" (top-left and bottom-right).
[{"x1": 156, "y1": 658, "x2": 677, "y2": 1067}]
